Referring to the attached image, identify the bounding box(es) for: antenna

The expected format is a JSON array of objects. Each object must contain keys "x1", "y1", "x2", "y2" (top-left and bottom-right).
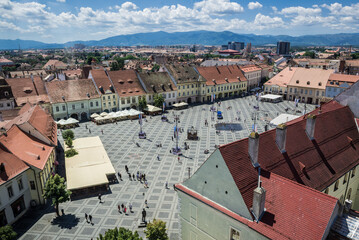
[{"x1": 257, "y1": 166, "x2": 261, "y2": 188}]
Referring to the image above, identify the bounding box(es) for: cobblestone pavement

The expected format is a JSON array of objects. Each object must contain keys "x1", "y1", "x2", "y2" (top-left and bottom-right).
[{"x1": 17, "y1": 96, "x2": 315, "y2": 240}]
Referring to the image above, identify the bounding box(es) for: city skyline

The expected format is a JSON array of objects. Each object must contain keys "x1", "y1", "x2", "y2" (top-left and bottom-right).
[{"x1": 0, "y1": 0, "x2": 359, "y2": 43}]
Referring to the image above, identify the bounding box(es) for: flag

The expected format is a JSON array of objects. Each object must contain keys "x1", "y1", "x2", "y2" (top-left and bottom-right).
[
  {"x1": 211, "y1": 94, "x2": 213, "y2": 103},
  {"x1": 139, "y1": 113, "x2": 142, "y2": 125},
  {"x1": 252, "y1": 124, "x2": 258, "y2": 132},
  {"x1": 174, "y1": 126, "x2": 178, "y2": 138},
  {"x1": 163, "y1": 102, "x2": 165, "y2": 112},
  {"x1": 213, "y1": 94, "x2": 216, "y2": 101}
]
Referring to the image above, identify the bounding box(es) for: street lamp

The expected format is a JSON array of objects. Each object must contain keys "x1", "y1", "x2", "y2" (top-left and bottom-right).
[{"x1": 172, "y1": 114, "x2": 181, "y2": 155}]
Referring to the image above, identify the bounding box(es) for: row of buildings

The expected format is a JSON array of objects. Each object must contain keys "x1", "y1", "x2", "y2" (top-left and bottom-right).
[
  {"x1": 0, "y1": 64, "x2": 270, "y2": 121},
  {"x1": 0, "y1": 103, "x2": 57, "y2": 226},
  {"x1": 264, "y1": 67, "x2": 359, "y2": 104}
]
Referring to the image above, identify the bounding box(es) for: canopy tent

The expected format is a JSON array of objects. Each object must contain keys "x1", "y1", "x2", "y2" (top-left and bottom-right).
[
  {"x1": 65, "y1": 136, "x2": 116, "y2": 192},
  {"x1": 260, "y1": 94, "x2": 283, "y2": 103},
  {"x1": 90, "y1": 113, "x2": 100, "y2": 118},
  {"x1": 66, "y1": 118, "x2": 79, "y2": 124},
  {"x1": 100, "y1": 112, "x2": 108, "y2": 117},
  {"x1": 270, "y1": 114, "x2": 299, "y2": 127},
  {"x1": 146, "y1": 105, "x2": 162, "y2": 112},
  {"x1": 56, "y1": 118, "x2": 79, "y2": 128},
  {"x1": 173, "y1": 102, "x2": 188, "y2": 110}
]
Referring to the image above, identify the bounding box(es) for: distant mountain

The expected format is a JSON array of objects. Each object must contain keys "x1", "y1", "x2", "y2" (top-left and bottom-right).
[{"x1": 2, "y1": 31, "x2": 359, "y2": 50}]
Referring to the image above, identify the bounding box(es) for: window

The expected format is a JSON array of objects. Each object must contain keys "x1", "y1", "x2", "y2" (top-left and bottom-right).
[
  {"x1": 305, "y1": 90, "x2": 308, "y2": 94},
  {"x1": 294, "y1": 88, "x2": 297, "y2": 93},
  {"x1": 290, "y1": 88, "x2": 292, "y2": 93},
  {"x1": 90, "y1": 102, "x2": 93, "y2": 107},
  {"x1": 72, "y1": 104, "x2": 75, "y2": 110},
  {"x1": 103, "y1": 103, "x2": 106, "y2": 107},
  {"x1": 127, "y1": 98, "x2": 130, "y2": 104},
  {"x1": 343, "y1": 173, "x2": 348, "y2": 184},
  {"x1": 81, "y1": 103, "x2": 84, "y2": 108},
  {"x1": 0, "y1": 103, "x2": 3, "y2": 107},
  {"x1": 334, "y1": 181, "x2": 339, "y2": 191},
  {"x1": 6, "y1": 103, "x2": 10, "y2": 107},
  {"x1": 132, "y1": 97, "x2": 136, "y2": 103},
  {"x1": 113, "y1": 101, "x2": 116, "y2": 106},
  {"x1": 18, "y1": 179, "x2": 23, "y2": 191},
  {"x1": 348, "y1": 188, "x2": 352, "y2": 200},
  {"x1": 172, "y1": 93, "x2": 175, "y2": 97},
  {"x1": 103, "y1": 96, "x2": 105, "y2": 100},
  {"x1": 30, "y1": 181, "x2": 36, "y2": 190},
  {"x1": 4, "y1": 91, "x2": 9, "y2": 96},
  {"x1": 56, "y1": 106, "x2": 59, "y2": 112},
  {"x1": 230, "y1": 228, "x2": 241, "y2": 240},
  {"x1": 322, "y1": 91, "x2": 324, "y2": 96},
  {"x1": 108, "y1": 102, "x2": 111, "y2": 106},
  {"x1": 62, "y1": 105, "x2": 65, "y2": 111},
  {"x1": 352, "y1": 167, "x2": 356, "y2": 178},
  {"x1": 108, "y1": 96, "x2": 110, "y2": 100},
  {"x1": 187, "y1": 85, "x2": 189, "y2": 89},
  {"x1": 113, "y1": 95, "x2": 115, "y2": 99},
  {"x1": 309, "y1": 90, "x2": 312, "y2": 95},
  {"x1": 96, "y1": 101, "x2": 99, "y2": 107},
  {"x1": 179, "y1": 93, "x2": 181, "y2": 96},
  {"x1": 7, "y1": 186, "x2": 13, "y2": 198},
  {"x1": 300, "y1": 89, "x2": 303, "y2": 94},
  {"x1": 324, "y1": 188, "x2": 329, "y2": 194}
]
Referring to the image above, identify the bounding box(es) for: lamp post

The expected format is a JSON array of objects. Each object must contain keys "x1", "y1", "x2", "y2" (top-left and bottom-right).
[{"x1": 172, "y1": 114, "x2": 181, "y2": 155}]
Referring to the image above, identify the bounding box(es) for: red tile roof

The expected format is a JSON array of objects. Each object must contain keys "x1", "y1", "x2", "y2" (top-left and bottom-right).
[
  {"x1": 197, "y1": 65, "x2": 248, "y2": 86},
  {"x1": 90, "y1": 69, "x2": 115, "y2": 94},
  {"x1": 176, "y1": 172, "x2": 338, "y2": 240},
  {"x1": 108, "y1": 70, "x2": 146, "y2": 97},
  {"x1": 0, "y1": 146, "x2": 29, "y2": 186},
  {"x1": 0, "y1": 125, "x2": 54, "y2": 170},
  {"x1": 219, "y1": 101, "x2": 359, "y2": 209}
]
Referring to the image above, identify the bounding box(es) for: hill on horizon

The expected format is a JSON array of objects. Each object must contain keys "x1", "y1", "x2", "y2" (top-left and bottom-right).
[{"x1": 1, "y1": 31, "x2": 359, "y2": 50}]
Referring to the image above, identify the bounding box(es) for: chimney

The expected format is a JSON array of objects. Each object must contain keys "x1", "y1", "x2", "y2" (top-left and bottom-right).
[
  {"x1": 0, "y1": 112, "x2": 3, "y2": 122},
  {"x1": 248, "y1": 131, "x2": 260, "y2": 167},
  {"x1": 251, "y1": 168, "x2": 266, "y2": 222},
  {"x1": 275, "y1": 123, "x2": 287, "y2": 153},
  {"x1": 305, "y1": 114, "x2": 317, "y2": 140}
]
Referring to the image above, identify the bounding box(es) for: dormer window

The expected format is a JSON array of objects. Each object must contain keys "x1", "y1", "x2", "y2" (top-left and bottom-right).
[
  {"x1": 307, "y1": 81, "x2": 310, "y2": 85},
  {"x1": 296, "y1": 80, "x2": 299, "y2": 84},
  {"x1": 318, "y1": 82, "x2": 322, "y2": 86},
  {"x1": 4, "y1": 91, "x2": 9, "y2": 96}
]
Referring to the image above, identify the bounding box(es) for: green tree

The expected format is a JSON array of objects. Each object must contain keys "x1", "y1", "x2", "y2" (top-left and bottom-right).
[
  {"x1": 138, "y1": 96, "x2": 147, "y2": 111},
  {"x1": 43, "y1": 174, "x2": 71, "y2": 216},
  {"x1": 303, "y1": 51, "x2": 315, "y2": 59},
  {"x1": 145, "y1": 219, "x2": 168, "y2": 240},
  {"x1": 153, "y1": 94, "x2": 164, "y2": 108},
  {"x1": 62, "y1": 130, "x2": 74, "y2": 140},
  {"x1": 0, "y1": 225, "x2": 17, "y2": 240},
  {"x1": 65, "y1": 137, "x2": 73, "y2": 148},
  {"x1": 110, "y1": 61, "x2": 120, "y2": 71},
  {"x1": 97, "y1": 227, "x2": 142, "y2": 240},
  {"x1": 151, "y1": 64, "x2": 160, "y2": 72},
  {"x1": 65, "y1": 149, "x2": 78, "y2": 158}
]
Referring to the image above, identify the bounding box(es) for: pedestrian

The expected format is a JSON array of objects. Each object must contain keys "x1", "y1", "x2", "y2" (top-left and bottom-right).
[
  {"x1": 101, "y1": 130, "x2": 103, "y2": 134},
  {"x1": 142, "y1": 208, "x2": 146, "y2": 222},
  {"x1": 85, "y1": 213, "x2": 88, "y2": 223},
  {"x1": 118, "y1": 204, "x2": 121, "y2": 213},
  {"x1": 144, "y1": 180, "x2": 148, "y2": 188},
  {"x1": 165, "y1": 181, "x2": 168, "y2": 189},
  {"x1": 129, "y1": 203, "x2": 133, "y2": 213},
  {"x1": 124, "y1": 206, "x2": 127, "y2": 215},
  {"x1": 157, "y1": 155, "x2": 160, "y2": 161},
  {"x1": 125, "y1": 165, "x2": 128, "y2": 173},
  {"x1": 85, "y1": 124, "x2": 88, "y2": 129},
  {"x1": 89, "y1": 215, "x2": 93, "y2": 224},
  {"x1": 118, "y1": 172, "x2": 122, "y2": 181},
  {"x1": 89, "y1": 129, "x2": 91, "y2": 134},
  {"x1": 98, "y1": 193, "x2": 102, "y2": 203},
  {"x1": 143, "y1": 174, "x2": 146, "y2": 181},
  {"x1": 145, "y1": 199, "x2": 148, "y2": 208},
  {"x1": 128, "y1": 173, "x2": 132, "y2": 180},
  {"x1": 136, "y1": 172, "x2": 140, "y2": 181},
  {"x1": 171, "y1": 136, "x2": 173, "y2": 141},
  {"x1": 132, "y1": 173, "x2": 135, "y2": 181},
  {"x1": 173, "y1": 184, "x2": 176, "y2": 191},
  {"x1": 121, "y1": 203, "x2": 125, "y2": 211}
]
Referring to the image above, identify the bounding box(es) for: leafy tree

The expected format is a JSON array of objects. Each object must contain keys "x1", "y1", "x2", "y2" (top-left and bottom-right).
[
  {"x1": 153, "y1": 94, "x2": 164, "y2": 108},
  {"x1": 65, "y1": 137, "x2": 73, "y2": 148},
  {"x1": 138, "y1": 96, "x2": 147, "y2": 111},
  {"x1": 145, "y1": 219, "x2": 168, "y2": 240},
  {"x1": 110, "y1": 61, "x2": 120, "y2": 71},
  {"x1": 43, "y1": 174, "x2": 71, "y2": 216},
  {"x1": 65, "y1": 149, "x2": 78, "y2": 158},
  {"x1": 0, "y1": 225, "x2": 17, "y2": 240},
  {"x1": 303, "y1": 51, "x2": 315, "y2": 59},
  {"x1": 151, "y1": 64, "x2": 160, "y2": 72},
  {"x1": 62, "y1": 130, "x2": 74, "y2": 140},
  {"x1": 2, "y1": 66, "x2": 17, "y2": 72},
  {"x1": 97, "y1": 227, "x2": 142, "y2": 240}
]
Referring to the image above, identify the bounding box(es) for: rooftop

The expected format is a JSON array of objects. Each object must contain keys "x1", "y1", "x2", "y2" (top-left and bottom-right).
[
  {"x1": 196, "y1": 65, "x2": 247, "y2": 86},
  {"x1": 165, "y1": 64, "x2": 203, "y2": 84},
  {"x1": 288, "y1": 68, "x2": 333, "y2": 90},
  {"x1": 138, "y1": 71, "x2": 177, "y2": 94},
  {"x1": 0, "y1": 146, "x2": 29, "y2": 186},
  {"x1": 265, "y1": 67, "x2": 297, "y2": 87},
  {"x1": 107, "y1": 70, "x2": 146, "y2": 97},
  {"x1": 90, "y1": 69, "x2": 115, "y2": 94}
]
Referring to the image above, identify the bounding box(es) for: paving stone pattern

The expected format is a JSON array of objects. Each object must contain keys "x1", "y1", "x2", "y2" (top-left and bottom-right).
[{"x1": 17, "y1": 96, "x2": 315, "y2": 240}]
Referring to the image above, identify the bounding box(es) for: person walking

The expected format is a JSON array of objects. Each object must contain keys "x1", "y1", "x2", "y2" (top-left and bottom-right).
[
  {"x1": 85, "y1": 213, "x2": 88, "y2": 223},
  {"x1": 124, "y1": 206, "x2": 127, "y2": 215},
  {"x1": 145, "y1": 200, "x2": 148, "y2": 208},
  {"x1": 98, "y1": 193, "x2": 102, "y2": 203},
  {"x1": 89, "y1": 215, "x2": 93, "y2": 224},
  {"x1": 89, "y1": 129, "x2": 91, "y2": 134},
  {"x1": 121, "y1": 203, "x2": 125, "y2": 211},
  {"x1": 118, "y1": 204, "x2": 121, "y2": 213},
  {"x1": 118, "y1": 172, "x2": 122, "y2": 181},
  {"x1": 101, "y1": 130, "x2": 104, "y2": 135},
  {"x1": 157, "y1": 155, "x2": 160, "y2": 161},
  {"x1": 165, "y1": 181, "x2": 168, "y2": 189},
  {"x1": 125, "y1": 165, "x2": 129, "y2": 173},
  {"x1": 129, "y1": 203, "x2": 133, "y2": 213},
  {"x1": 128, "y1": 173, "x2": 132, "y2": 180},
  {"x1": 132, "y1": 173, "x2": 135, "y2": 181},
  {"x1": 142, "y1": 208, "x2": 146, "y2": 223}
]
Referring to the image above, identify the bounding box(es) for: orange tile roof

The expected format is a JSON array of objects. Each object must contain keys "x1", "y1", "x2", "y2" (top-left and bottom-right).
[
  {"x1": 288, "y1": 68, "x2": 333, "y2": 90},
  {"x1": 90, "y1": 69, "x2": 115, "y2": 94},
  {"x1": 108, "y1": 70, "x2": 146, "y2": 97},
  {"x1": 328, "y1": 73, "x2": 359, "y2": 83},
  {"x1": 240, "y1": 65, "x2": 262, "y2": 72},
  {"x1": 264, "y1": 67, "x2": 297, "y2": 87},
  {"x1": 197, "y1": 65, "x2": 247, "y2": 86},
  {"x1": 0, "y1": 146, "x2": 29, "y2": 186},
  {"x1": 0, "y1": 125, "x2": 54, "y2": 170}
]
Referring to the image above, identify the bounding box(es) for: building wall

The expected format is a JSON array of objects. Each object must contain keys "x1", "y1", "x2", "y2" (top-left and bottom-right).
[
  {"x1": 205, "y1": 81, "x2": 247, "y2": 102},
  {"x1": 325, "y1": 83, "x2": 350, "y2": 98},
  {"x1": 322, "y1": 166, "x2": 359, "y2": 210},
  {"x1": 100, "y1": 93, "x2": 118, "y2": 112},
  {"x1": 287, "y1": 86, "x2": 325, "y2": 104},
  {"x1": 51, "y1": 98, "x2": 101, "y2": 121},
  {"x1": 243, "y1": 71, "x2": 261, "y2": 90},
  {"x1": 264, "y1": 85, "x2": 288, "y2": 97},
  {"x1": 177, "y1": 82, "x2": 204, "y2": 103},
  {"x1": 146, "y1": 91, "x2": 177, "y2": 107},
  {"x1": 0, "y1": 170, "x2": 31, "y2": 226},
  {"x1": 0, "y1": 99, "x2": 15, "y2": 111},
  {"x1": 177, "y1": 191, "x2": 269, "y2": 240},
  {"x1": 119, "y1": 95, "x2": 140, "y2": 110}
]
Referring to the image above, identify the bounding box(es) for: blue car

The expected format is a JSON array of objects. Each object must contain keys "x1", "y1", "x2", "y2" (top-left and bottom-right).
[{"x1": 217, "y1": 111, "x2": 223, "y2": 119}]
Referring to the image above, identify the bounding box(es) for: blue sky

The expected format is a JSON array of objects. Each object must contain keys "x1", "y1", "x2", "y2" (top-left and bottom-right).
[{"x1": 0, "y1": 0, "x2": 358, "y2": 43}]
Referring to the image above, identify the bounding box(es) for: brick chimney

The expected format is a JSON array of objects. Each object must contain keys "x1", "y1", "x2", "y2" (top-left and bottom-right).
[
  {"x1": 305, "y1": 114, "x2": 317, "y2": 140},
  {"x1": 252, "y1": 168, "x2": 266, "y2": 222},
  {"x1": 248, "y1": 131, "x2": 260, "y2": 167},
  {"x1": 275, "y1": 123, "x2": 287, "y2": 153}
]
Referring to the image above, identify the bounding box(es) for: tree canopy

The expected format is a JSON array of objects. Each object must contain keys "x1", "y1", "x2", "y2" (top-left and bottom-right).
[
  {"x1": 145, "y1": 219, "x2": 169, "y2": 240},
  {"x1": 97, "y1": 227, "x2": 142, "y2": 240},
  {"x1": 153, "y1": 94, "x2": 164, "y2": 108},
  {"x1": 0, "y1": 226, "x2": 17, "y2": 240},
  {"x1": 62, "y1": 130, "x2": 74, "y2": 140},
  {"x1": 138, "y1": 96, "x2": 147, "y2": 111},
  {"x1": 43, "y1": 174, "x2": 71, "y2": 216}
]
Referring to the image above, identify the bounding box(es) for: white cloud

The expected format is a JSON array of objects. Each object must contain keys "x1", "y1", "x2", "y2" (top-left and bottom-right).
[
  {"x1": 56, "y1": 0, "x2": 66, "y2": 2},
  {"x1": 253, "y1": 13, "x2": 284, "y2": 29},
  {"x1": 322, "y1": 3, "x2": 359, "y2": 16},
  {"x1": 248, "y1": 2, "x2": 262, "y2": 10},
  {"x1": 121, "y1": 2, "x2": 138, "y2": 10},
  {"x1": 194, "y1": 0, "x2": 243, "y2": 15},
  {"x1": 279, "y1": 6, "x2": 321, "y2": 16}
]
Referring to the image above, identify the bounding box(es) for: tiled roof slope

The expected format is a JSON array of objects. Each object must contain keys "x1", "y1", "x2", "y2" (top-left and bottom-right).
[
  {"x1": 108, "y1": 70, "x2": 146, "y2": 97},
  {"x1": 219, "y1": 101, "x2": 359, "y2": 208},
  {"x1": 138, "y1": 72, "x2": 177, "y2": 94},
  {"x1": 0, "y1": 125, "x2": 54, "y2": 170},
  {"x1": 0, "y1": 146, "x2": 29, "y2": 185},
  {"x1": 90, "y1": 69, "x2": 115, "y2": 94},
  {"x1": 45, "y1": 79, "x2": 100, "y2": 103},
  {"x1": 264, "y1": 67, "x2": 297, "y2": 87},
  {"x1": 196, "y1": 65, "x2": 247, "y2": 86},
  {"x1": 176, "y1": 172, "x2": 338, "y2": 240},
  {"x1": 165, "y1": 64, "x2": 203, "y2": 83}
]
